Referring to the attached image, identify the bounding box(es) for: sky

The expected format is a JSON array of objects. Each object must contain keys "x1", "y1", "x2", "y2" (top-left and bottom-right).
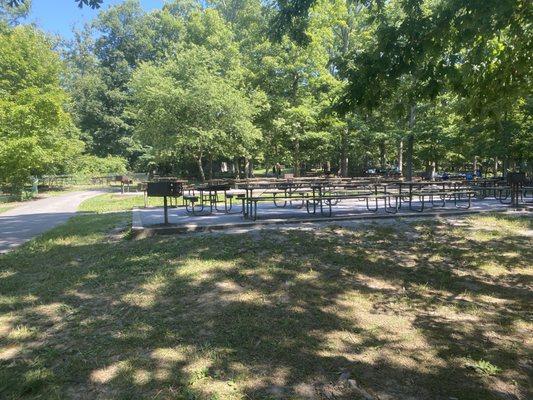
[{"x1": 25, "y1": 0, "x2": 165, "y2": 39}]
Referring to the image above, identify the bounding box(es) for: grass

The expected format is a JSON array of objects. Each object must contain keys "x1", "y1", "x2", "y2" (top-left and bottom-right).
[
  {"x1": 0, "y1": 195, "x2": 531, "y2": 399},
  {"x1": 78, "y1": 193, "x2": 162, "y2": 213},
  {"x1": 0, "y1": 205, "x2": 14, "y2": 214}
]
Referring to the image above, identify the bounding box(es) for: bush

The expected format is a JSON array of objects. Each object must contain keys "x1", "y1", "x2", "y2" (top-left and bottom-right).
[{"x1": 71, "y1": 155, "x2": 128, "y2": 177}]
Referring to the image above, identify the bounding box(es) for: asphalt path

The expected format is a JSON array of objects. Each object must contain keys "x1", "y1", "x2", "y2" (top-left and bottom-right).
[{"x1": 0, "y1": 191, "x2": 103, "y2": 254}]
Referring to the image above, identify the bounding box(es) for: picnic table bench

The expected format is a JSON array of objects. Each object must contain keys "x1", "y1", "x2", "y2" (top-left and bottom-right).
[{"x1": 243, "y1": 186, "x2": 476, "y2": 220}]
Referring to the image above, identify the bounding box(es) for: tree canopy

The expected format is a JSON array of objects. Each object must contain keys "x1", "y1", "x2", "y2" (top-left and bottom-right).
[
  {"x1": 0, "y1": 0, "x2": 531, "y2": 188},
  {"x1": 0, "y1": 24, "x2": 83, "y2": 194}
]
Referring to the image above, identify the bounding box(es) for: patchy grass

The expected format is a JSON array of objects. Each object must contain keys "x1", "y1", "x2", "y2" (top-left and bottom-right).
[
  {"x1": 0, "y1": 193, "x2": 20, "y2": 214},
  {"x1": 0, "y1": 205, "x2": 14, "y2": 214},
  {"x1": 466, "y1": 359, "x2": 503, "y2": 376},
  {"x1": 0, "y1": 197, "x2": 531, "y2": 400}
]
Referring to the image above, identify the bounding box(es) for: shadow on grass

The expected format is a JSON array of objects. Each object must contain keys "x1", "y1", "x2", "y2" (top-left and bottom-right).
[{"x1": 0, "y1": 212, "x2": 531, "y2": 399}]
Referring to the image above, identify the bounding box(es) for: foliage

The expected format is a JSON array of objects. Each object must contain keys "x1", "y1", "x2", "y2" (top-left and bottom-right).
[
  {"x1": 271, "y1": 0, "x2": 532, "y2": 175},
  {"x1": 70, "y1": 154, "x2": 128, "y2": 176},
  {"x1": 467, "y1": 359, "x2": 502, "y2": 376},
  {"x1": 130, "y1": 50, "x2": 261, "y2": 179},
  {"x1": 3, "y1": 0, "x2": 532, "y2": 180},
  {"x1": 129, "y1": 8, "x2": 263, "y2": 180},
  {"x1": 0, "y1": 25, "x2": 83, "y2": 195},
  {"x1": 64, "y1": 0, "x2": 154, "y2": 162},
  {"x1": 0, "y1": 0, "x2": 30, "y2": 24}
]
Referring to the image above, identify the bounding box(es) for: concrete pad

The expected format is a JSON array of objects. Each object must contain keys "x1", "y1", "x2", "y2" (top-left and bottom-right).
[{"x1": 132, "y1": 198, "x2": 515, "y2": 236}]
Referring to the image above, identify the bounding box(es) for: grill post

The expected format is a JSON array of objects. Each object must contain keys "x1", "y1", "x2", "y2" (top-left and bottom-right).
[
  {"x1": 507, "y1": 172, "x2": 525, "y2": 208},
  {"x1": 163, "y1": 196, "x2": 168, "y2": 225}
]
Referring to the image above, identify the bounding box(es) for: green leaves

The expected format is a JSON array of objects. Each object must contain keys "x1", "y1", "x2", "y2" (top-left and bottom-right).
[
  {"x1": 20, "y1": 0, "x2": 527, "y2": 180},
  {"x1": 0, "y1": 26, "x2": 83, "y2": 193},
  {"x1": 129, "y1": 12, "x2": 263, "y2": 179}
]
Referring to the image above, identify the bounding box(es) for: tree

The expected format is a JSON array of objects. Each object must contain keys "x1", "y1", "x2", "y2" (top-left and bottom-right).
[
  {"x1": 0, "y1": 25, "x2": 83, "y2": 195},
  {"x1": 306, "y1": 0, "x2": 370, "y2": 176},
  {"x1": 130, "y1": 9, "x2": 262, "y2": 181},
  {"x1": 254, "y1": 19, "x2": 335, "y2": 176},
  {"x1": 274, "y1": 0, "x2": 532, "y2": 176},
  {"x1": 65, "y1": 0, "x2": 184, "y2": 163},
  {"x1": 9, "y1": 0, "x2": 527, "y2": 181}
]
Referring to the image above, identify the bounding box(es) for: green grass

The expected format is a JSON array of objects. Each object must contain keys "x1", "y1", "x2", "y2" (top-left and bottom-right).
[
  {"x1": 0, "y1": 193, "x2": 20, "y2": 212},
  {"x1": 0, "y1": 205, "x2": 14, "y2": 214},
  {"x1": 78, "y1": 193, "x2": 232, "y2": 213},
  {"x1": 78, "y1": 193, "x2": 163, "y2": 213},
  {"x1": 0, "y1": 196, "x2": 531, "y2": 400},
  {"x1": 253, "y1": 167, "x2": 294, "y2": 177}
]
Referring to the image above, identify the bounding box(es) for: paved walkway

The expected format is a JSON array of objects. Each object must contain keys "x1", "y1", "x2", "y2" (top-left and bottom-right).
[{"x1": 0, "y1": 191, "x2": 103, "y2": 254}]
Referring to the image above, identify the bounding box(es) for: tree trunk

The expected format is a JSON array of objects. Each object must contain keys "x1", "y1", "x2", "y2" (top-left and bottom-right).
[
  {"x1": 340, "y1": 128, "x2": 349, "y2": 177},
  {"x1": 496, "y1": 117, "x2": 508, "y2": 178},
  {"x1": 473, "y1": 156, "x2": 477, "y2": 174},
  {"x1": 244, "y1": 157, "x2": 253, "y2": 178},
  {"x1": 264, "y1": 162, "x2": 270, "y2": 177},
  {"x1": 406, "y1": 134, "x2": 414, "y2": 180},
  {"x1": 244, "y1": 157, "x2": 249, "y2": 178},
  {"x1": 430, "y1": 161, "x2": 436, "y2": 180},
  {"x1": 294, "y1": 138, "x2": 300, "y2": 177},
  {"x1": 379, "y1": 140, "x2": 386, "y2": 169},
  {"x1": 503, "y1": 158, "x2": 509, "y2": 178},
  {"x1": 291, "y1": 72, "x2": 300, "y2": 178},
  {"x1": 406, "y1": 105, "x2": 416, "y2": 181},
  {"x1": 196, "y1": 156, "x2": 205, "y2": 182},
  {"x1": 494, "y1": 157, "x2": 498, "y2": 177},
  {"x1": 233, "y1": 157, "x2": 240, "y2": 179},
  {"x1": 208, "y1": 153, "x2": 213, "y2": 181},
  {"x1": 248, "y1": 159, "x2": 254, "y2": 178},
  {"x1": 397, "y1": 139, "x2": 403, "y2": 176},
  {"x1": 424, "y1": 161, "x2": 431, "y2": 180}
]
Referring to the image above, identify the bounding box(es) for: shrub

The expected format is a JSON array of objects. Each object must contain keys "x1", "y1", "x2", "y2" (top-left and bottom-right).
[{"x1": 71, "y1": 155, "x2": 128, "y2": 177}]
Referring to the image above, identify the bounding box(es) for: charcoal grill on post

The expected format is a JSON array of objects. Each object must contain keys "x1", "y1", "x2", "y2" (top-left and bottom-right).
[{"x1": 147, "y1": 181, "x2": 184, "y2": 224}]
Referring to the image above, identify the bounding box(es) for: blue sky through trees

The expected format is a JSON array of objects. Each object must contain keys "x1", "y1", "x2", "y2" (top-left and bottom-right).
[{"x1": 25, "y1": 0, "x2": 163, "y2": 38}]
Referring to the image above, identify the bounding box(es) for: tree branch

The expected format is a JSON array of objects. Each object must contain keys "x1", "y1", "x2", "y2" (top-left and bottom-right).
[{"x1": 8, "y1": 0, "x2": 103, "y2": 9}]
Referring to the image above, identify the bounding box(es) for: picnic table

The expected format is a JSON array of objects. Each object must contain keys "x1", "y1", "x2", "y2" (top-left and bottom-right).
[
  {"x1": 183, "y1": 183, "x2": 232, "y2": 215},
  {"x1": 239, "y1": 180, "x2": 476, "y2": 220},
  {"x1": 147, "y1": 176, "x2": 526, "y2": 222}
]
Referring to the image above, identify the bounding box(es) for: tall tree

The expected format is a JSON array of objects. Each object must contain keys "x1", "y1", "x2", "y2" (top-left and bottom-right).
[
  {"x1": 0, "y1": 25, "x2": 83, "y2": 194},
  {"x1": 274, "y1": 0, "x2": 532, "y2": 176},
  {"x1": 130, "y1": 9, "x2": 262, "y2": 181},
  {"x1": 65, "y1": 0, "x2": 186, "y2": 163}
]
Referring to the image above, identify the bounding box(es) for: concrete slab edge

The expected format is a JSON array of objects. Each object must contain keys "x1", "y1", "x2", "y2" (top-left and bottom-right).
[{"x1": 130, "y1": 206, "x2": 529, "y2": 238}]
